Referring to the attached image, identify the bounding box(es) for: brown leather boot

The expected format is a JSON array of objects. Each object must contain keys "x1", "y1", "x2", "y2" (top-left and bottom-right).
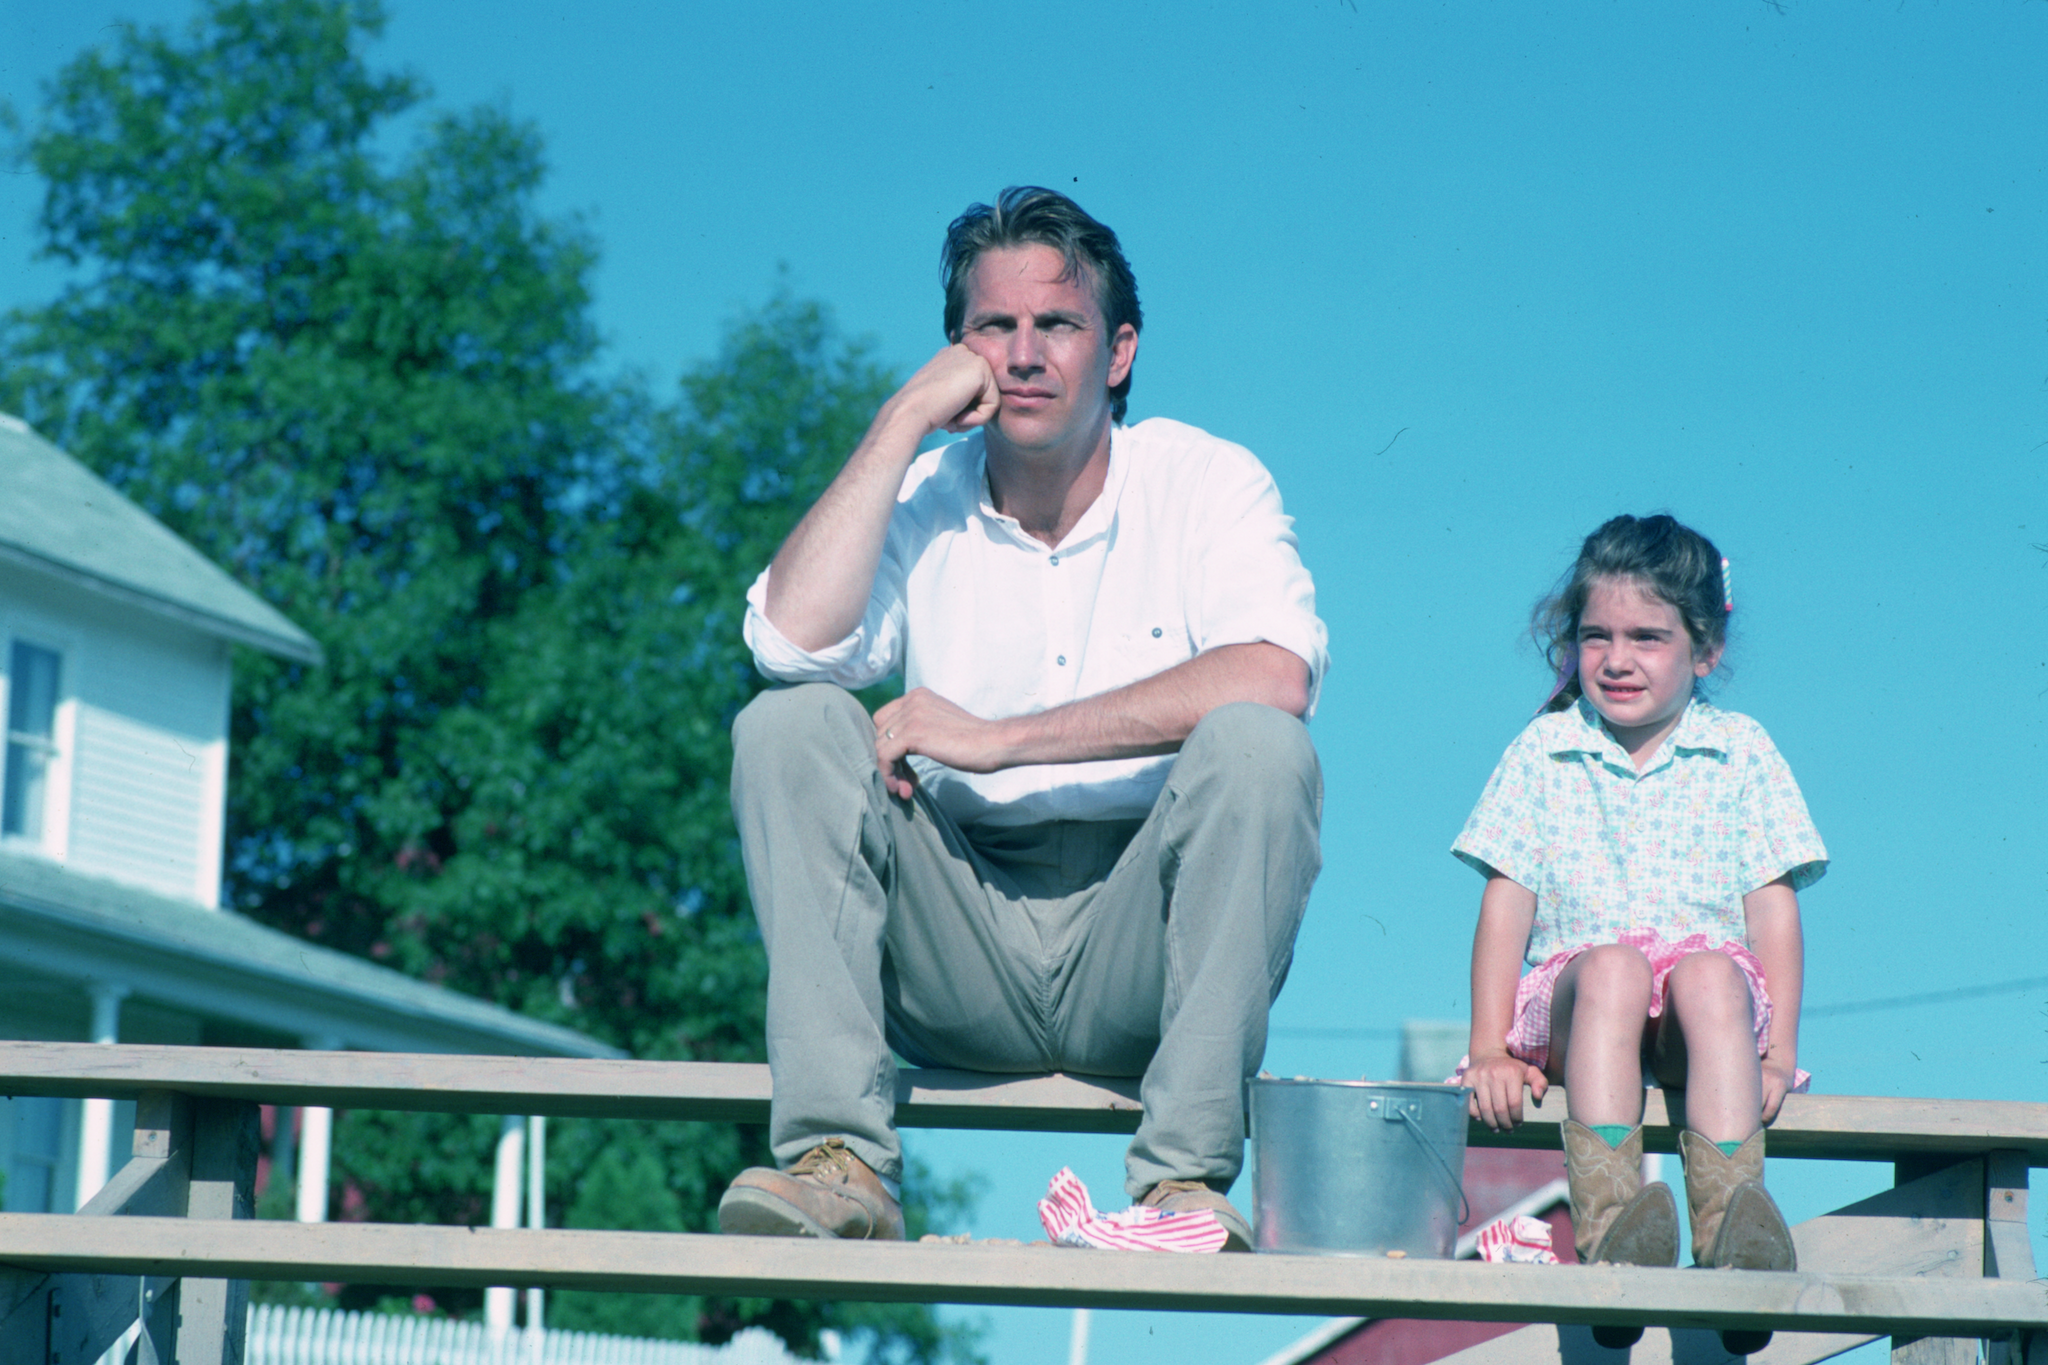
[
  {"x1": 717, "y1": 1139, "x2": 905, "y2": 1240},
  {"x1": 1679, "y1": 1129, "x2": 1796, "y2": 1355},
  {"x1": 1139, "y1": 1179, "x2": 1252, "y2": 1252},
  {"x1": 1563, "y1": 1120, "x2": 1679, "y2": 1349}
]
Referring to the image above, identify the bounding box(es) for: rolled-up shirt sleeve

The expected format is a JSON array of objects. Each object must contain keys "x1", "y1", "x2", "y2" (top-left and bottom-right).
[
  {"x1": 1187, "y1": 443, "x2": 1330, "y2": 717},
  {"x1": 742, "y1": 533, "x2": 909, "y2": 687}
]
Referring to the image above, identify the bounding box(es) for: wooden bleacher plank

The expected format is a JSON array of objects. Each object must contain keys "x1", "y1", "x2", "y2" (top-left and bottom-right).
[
  {"x1": 5, "y1": 1041, "x2": 770, "y2": 1118},
  {"x1": 890, "y1": 1065, "x2": 1142, "y2": 1132},
  {"x1": 1480, "y1": 1088, "x2": 2048, "y2": 1164},
  {"x1": 0, "y1": 1042, "x2": 1145, "y2": 1132},
  {"x1": 0, "y1": 1216, "x2": 2042, "y2": 1338},
  {"x1": 0, "y1": 1044, "x2": 2042, "y2": 1163}
]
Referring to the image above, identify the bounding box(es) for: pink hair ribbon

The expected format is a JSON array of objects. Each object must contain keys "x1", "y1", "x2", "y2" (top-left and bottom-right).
[{"x1": 1537, "y1": 647, "x2": 1578, "y2": 715}]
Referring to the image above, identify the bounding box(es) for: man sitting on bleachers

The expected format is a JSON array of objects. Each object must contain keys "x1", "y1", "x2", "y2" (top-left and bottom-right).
[{"x1": 719, "y1": 187, "x2": 1327, "y2": 1250}]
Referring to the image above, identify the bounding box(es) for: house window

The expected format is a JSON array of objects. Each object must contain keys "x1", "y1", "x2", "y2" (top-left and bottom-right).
[{"x1": 3, "y1": 640, "x2": 62, "y2": 841}]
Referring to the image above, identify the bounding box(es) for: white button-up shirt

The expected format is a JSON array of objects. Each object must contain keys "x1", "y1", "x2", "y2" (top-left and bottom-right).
[{"x1": 744, "y1": 418, "x2": 1328, "y2": 828}]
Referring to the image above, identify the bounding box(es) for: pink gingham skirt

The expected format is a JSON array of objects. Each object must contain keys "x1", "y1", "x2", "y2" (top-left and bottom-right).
[{"x1": 1498, "y1": 927, "x2": 1804, "y2": 1088}]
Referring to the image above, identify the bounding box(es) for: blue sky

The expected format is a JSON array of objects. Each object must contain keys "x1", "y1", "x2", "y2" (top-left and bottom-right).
[{"x1": 3, "y1": 4, "x2": 2043, "y2": 1363}]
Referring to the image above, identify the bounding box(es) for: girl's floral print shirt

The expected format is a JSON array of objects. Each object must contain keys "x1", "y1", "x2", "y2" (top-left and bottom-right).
[{"x1": 1452, "y1": 698, "x2": 1827, "y2": 965}]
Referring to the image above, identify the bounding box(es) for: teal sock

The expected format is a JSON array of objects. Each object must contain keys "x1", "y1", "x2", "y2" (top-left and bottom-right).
[
  {"x1": 1716, "y1": 1139, "x2": 1742, "y2": 1158},
  {"x1": 1591, "y1": 1124, "x2": 1632, "y2": 1149}
]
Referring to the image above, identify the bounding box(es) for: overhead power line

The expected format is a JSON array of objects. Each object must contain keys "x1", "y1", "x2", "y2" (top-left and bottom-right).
[
  {"x1": 1802, "y1": 974, "x2": 2048, "y2": 1020},
  {"x1": 1271, "y1": 975, "x2": 2048, "y2": 1040}
]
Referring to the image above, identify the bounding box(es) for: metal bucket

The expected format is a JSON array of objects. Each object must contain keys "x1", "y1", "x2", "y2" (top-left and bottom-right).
[{"x1": 1249, "y1": 1077, "x2": 1472, "y2": 1257}]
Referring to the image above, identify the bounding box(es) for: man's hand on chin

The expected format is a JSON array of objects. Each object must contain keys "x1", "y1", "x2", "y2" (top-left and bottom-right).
[
  {"x1": 872, "y1": 688, "x2": 1014, "y2": 798},
  {"x1": 887, "y1": 343, "x2": 1002, "y2": 440}
]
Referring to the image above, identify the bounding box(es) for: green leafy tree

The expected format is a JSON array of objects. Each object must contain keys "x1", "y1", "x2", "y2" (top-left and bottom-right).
[
  {"x1": 2, "y1": 3, "x2": 975, "y2": 1358},
  {"x1": 0, "y1": 0, "x2": 622, "y2": 966}
]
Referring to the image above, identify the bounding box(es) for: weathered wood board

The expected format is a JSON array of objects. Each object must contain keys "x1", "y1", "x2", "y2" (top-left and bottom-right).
[
  {"x1": 0, "y1": 1043, "x2": 1143, "y2": 1130},
  {"x1": 0, "y1": 1216, "x2": 2043, "y2": 1337},
  {"x1": 0, "y1": 1044, "x2": 2042, "y2": 1161}
]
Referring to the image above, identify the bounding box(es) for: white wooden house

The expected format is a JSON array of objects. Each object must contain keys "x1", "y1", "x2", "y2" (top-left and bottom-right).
[{"x1": 0, "y1": 412, "x2": 618, "y2": 1242}]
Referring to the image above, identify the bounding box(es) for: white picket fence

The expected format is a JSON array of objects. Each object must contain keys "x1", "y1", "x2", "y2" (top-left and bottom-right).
[{"x1": 244, "y1": 1306, "x2": 820, "y2": 1365}]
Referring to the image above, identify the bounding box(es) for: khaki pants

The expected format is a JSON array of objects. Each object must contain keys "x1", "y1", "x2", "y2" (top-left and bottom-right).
[{"x1": 730, "y1": 683, "x2": 1322, "y2": 1197}]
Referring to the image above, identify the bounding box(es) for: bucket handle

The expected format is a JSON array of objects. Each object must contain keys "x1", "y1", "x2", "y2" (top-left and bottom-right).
[{"x1": 1393, "y1": 1106, "x2": 1472, "y2": 1228}]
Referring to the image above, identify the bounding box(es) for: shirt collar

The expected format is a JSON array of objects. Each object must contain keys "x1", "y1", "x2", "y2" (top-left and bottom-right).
[
  {"x1": 973, "y1": 425, "x2": 1127, "y2": 553},
  {"x1": 1544, "y1": 696, "x2": 1731, "y2": 776},
  {"x1": 1665, "y1": 697, "x2": 1734, "y2": 756},
  {"x1": 1061, "y1": 424, "x2": 1128, "y2": 548}
]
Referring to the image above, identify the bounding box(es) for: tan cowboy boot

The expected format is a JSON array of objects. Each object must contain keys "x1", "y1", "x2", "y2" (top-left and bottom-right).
[
  {"x1": 717, "y1": 1138, "x2": 905, "y2": 1240},
  {"x1": 1140, "y1": 1179, "x2": 1253, "y2": 1252},
  {"x1": 1563, "y1": 1120, "x2": 1679, "y2": 1349},
  {"x1": 1563, "y1": 1120, "x2": 1680, "y2": 1264},
  {"x1": 1679, "y1": 1129, "x2": 1796, "y2": 1356}
]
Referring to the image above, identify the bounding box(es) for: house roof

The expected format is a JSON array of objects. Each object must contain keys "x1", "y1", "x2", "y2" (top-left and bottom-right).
[
  {"x1": 0, "y1": 414, "x2": 322, "y2": 665},
  {"x1": 0, "y1": 848, "x2": 622, "y2": 1059}
]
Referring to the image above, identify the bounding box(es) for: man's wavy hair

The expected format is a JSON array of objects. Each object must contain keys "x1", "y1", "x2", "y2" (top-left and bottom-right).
[{"x1": 941, "y1": 187, "x2": 1143, "y2": 423}]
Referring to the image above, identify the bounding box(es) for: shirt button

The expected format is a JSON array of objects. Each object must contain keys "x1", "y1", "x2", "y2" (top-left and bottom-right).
[
  {"x1": 1049, "y1": 555, "x2": 1060, "y2": 566},
  {"x1": 1056, "y1": 655, "x2": 1067, "y2": 666},
  {"x1": 1151, "y1": 627, "x2": 1162, "y2": 638}
]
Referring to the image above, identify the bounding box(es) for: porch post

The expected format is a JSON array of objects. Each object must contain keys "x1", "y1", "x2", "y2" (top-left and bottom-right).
[
  {"x1": 485, "y1": 1112, "x2": 526, "y2": 1340},
  {"x1": 524, "y1": 1113, "x2": 546, "y2": 1348},
  {"x1": 295, "y1": 1034, "x2": 342, "y2": 1223},
  {"x1": 72, "y1": 981, "x2": 128, "y2": 1210}
]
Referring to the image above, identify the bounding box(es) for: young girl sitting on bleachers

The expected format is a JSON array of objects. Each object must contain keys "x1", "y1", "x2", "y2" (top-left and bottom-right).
[{"x1": 1453, "y1": 514, "x2": 1825, "y2": 1356}]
